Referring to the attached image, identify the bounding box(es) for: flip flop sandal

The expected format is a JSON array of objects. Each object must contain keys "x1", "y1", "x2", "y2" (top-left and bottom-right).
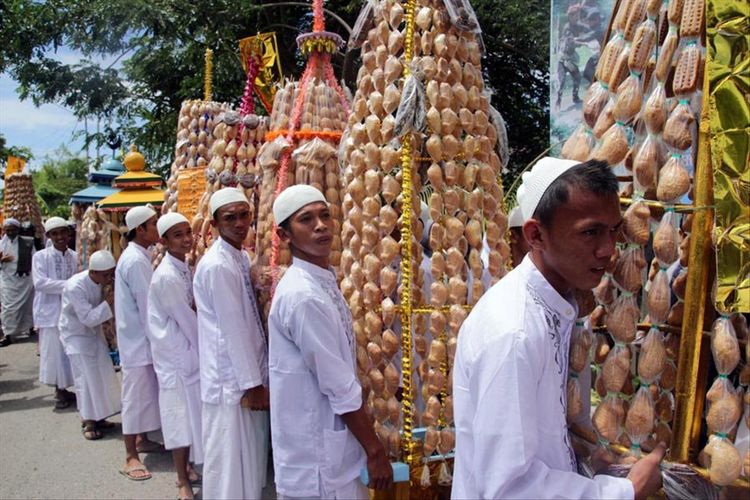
[
  {"x1": 82, "y1": 427, "x2": 103, "y2": 441},
  {"x1": 119, "y1": 465, "x2": 152, "y2": 481}
]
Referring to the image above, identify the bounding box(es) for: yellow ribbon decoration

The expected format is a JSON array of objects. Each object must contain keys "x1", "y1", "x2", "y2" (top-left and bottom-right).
[{"x1": 399, "y1": 0, "x2": 418, "y2": 469}]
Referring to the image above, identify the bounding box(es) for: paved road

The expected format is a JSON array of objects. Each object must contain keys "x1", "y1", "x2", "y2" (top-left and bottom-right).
[{"x1": 0, "y1": 335, "x2": 276, "y2": 499}]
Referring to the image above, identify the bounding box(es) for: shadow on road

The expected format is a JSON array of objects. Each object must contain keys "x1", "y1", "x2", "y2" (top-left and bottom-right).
[{"x1": 0, "y1": 393, "x2": 56, "y2": 414}]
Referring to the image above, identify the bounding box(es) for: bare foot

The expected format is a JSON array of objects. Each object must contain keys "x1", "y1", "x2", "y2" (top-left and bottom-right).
[
  {"x1": 135, "y1": 437, "x2": 164, "y2": 453},
  {"x1": 177, "y1": 482, "x2": 194, "y2": 500},
  {"x1": 187, "y1": 464, "x2": 201, "y2": 483}
]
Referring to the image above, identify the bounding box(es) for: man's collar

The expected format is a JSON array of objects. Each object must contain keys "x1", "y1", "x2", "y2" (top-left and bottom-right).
[
  {"x1": 519, "y1": 255, "x2": 578, "y2": 322},
  {"x1": 292, "y1": 256, "x2": 336, "y2": 281}
]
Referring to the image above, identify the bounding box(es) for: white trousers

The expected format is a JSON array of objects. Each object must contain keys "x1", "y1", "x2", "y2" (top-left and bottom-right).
[
  {"x1": 38, "y1": 326, "x2": 74, "y2": 389},
  {"x1": 202, "y1": 401, "x2": 269, "y2": 500},
  {"x1": 121, "y1": 365, "x2": 161, "y2": 435},
  {"x1": 68, "y1": 350, "x2": 121, "y2": 421},
  {"x1": 277, "y1": 477, "x2": 369, "y2": 500},
  {"x1": 158, "y1": 377, "x2": 203, "y2": 464}
]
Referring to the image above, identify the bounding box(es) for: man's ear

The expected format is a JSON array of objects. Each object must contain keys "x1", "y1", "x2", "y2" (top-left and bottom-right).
[
  {"x1": 276, "y1": 225, "x2": 290, "y2": 244},
  {"x1": 522, "y1": 219, "x2": 546, "y2": 251}
]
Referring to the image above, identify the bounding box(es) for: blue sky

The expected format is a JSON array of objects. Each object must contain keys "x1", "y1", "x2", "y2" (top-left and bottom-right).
[{"x1": 0, "y1": 47, "x2": 118, "y2": 170}]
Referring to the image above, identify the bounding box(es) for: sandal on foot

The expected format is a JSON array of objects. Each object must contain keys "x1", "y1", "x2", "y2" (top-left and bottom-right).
[
  {"x1": 96, "y1": 420, "x2": 115, "y2": 430},
  {"x1": 119, "y1": 465, "x2": 152, "y2": 481},
  {"x1": 82, "y1": 427, "x2": 103, "y2": 440},
  {"x1": 54, "y1": 399, "x2": 71, "y2": 410}
]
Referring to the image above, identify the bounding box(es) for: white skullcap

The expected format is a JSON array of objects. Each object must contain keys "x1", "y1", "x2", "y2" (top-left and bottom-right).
[
  {"x1": 517, "y1": 157, "x2": 579, "y2": 220},
  {"x1": 89, "y1": 250, "x2": 116, "y2": 271},
  {"x1": 125, "y1": 205, "x2": 157, "y2": 231},
  {"x1": 273, "y1": 185, "x2": 328, "y2": 225},
  {"x1": 3, "y1": 218, "x2": 20, "y2": 228},
  {"x1": 508, "y1": 206, "x2": 525, "y2": 228},
  {"x1": 209, "y1": 187, "x2": 249, "y2": 216},
  {"x1": 157, "y1": 212, "x2": 189, "y2": 237},
  {"x1": 44, "y1": 217, "x2": 69, "y2": 233}
]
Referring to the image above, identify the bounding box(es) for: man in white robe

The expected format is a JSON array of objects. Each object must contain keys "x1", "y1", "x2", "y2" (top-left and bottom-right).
[
  {"x1": 59, "y1": 250, "x2": 121, "y2": 441},
  {"x1": 148, "y1": 212, "x2": 203, "y2": 500},
  {"x1": 32, "y1": 217, "x2": 77, "y2": 408},
  {"x1": 269, "y1": 185, "x2": 392, "y2": 499},
  {"x1": 0, "y1": 218, "x2": 35, "y2": 345},
  {"x1": 115, "y1": 205, "x2": 162, "y2": 481},
  {"x1": 193, "y1": 187, "x2": 269, "y2": 500},
  {"x1": 452, "y1": 158, "x2": 665, "y2": 499}
]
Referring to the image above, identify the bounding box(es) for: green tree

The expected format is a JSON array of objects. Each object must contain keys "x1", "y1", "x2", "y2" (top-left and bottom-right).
[
  {"x1": 0, "y1": 0, "x2": 550, "y2": 183},
  {"x1": 31, "y1": 147, "x2": 90, "y2": 219}
]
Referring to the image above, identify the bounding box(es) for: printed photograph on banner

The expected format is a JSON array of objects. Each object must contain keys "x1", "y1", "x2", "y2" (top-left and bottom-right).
[{"x1": 550, "y1": 0, "x2": 614, "y2": 152}]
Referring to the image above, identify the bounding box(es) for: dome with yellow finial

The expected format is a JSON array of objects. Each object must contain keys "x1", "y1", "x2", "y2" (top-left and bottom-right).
[
  {"x1": 123, "y1": 144, "x2": 146, "y2": 172},
  {"x1": 97, "y1": 144, "x2": 165, "y2": 212}
]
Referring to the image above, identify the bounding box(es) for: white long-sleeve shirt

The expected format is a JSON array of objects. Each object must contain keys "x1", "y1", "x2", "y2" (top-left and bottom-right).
[
  {"x1": 59, "y1": 271, "x2": 113, "y2": 356},
  {"x1": 269, "y1": 258, "x2": 365, "y2": 497},
  {"x1": 147, "y1": 253, "x2": 200, "y2": 389},
  {"x1": 114, "y1": 242, "x2": 154, "y2": 367},
  {"x1": 193, "y1": 237, "x2": 267, "y2": 406},
  {"x1": 452, "y1": 256, "x2": 633, "y2": 499},
  {"x1": 32, "y1": 247, "x2": 77, "y2": 328}
]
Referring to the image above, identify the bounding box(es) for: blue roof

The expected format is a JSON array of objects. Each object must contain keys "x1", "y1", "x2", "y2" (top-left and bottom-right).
[
  {"x1": 88, "y1": 158, "x2": 125, "y2": 184},
  {"x1": 69, "y1": 185, "x2": 120, "y2": 204}
]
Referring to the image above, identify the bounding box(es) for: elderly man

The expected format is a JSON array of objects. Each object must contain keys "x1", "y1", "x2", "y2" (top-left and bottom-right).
[
  {"x1": 452, "y1": 158, "x2": 665, "y2": 499},
  {"x1": 59, "y1": 250, "x2": 121, "y2": 440},
  {"x1": 32, "y1": 217, "x2": 77, "y2": 408},
  {"x1": 0, "y1": 218, "x2": 35, "y2": 346},
  {"x1": 148, "y1": 212, "x2": 203, "y2": 500},
  {"x1": 269, "y1": 185, "x2": 392, "y2": 499},
  {"x1": 193, "y1": 187, "x2": 269, "y2": 500},
  {"x1": 115, "y1": 205, "x2": 162, "y2": 481}
]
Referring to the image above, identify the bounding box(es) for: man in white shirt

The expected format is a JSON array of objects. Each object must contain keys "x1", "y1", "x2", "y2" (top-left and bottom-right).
[
  {"x1": 269, "y1": 185, "x2": 393, "y2": 499},
  {"x1": 452, "y1": 158, "x2": 665, "y2": 499},
  {"x1": 59, "y1": 250, "x2": 121, "y2": 441},
  {"x1": 193, "y1": 187, "x2": 269, "y2": 500},
  {"x1": 32, "y1": 217, "x2": 77, "y2": 409},
  {"x1": 115, "y1": 205, "x2": 162, "y2": 481},
  {"x1": 148, "y1": 212, "x2": 202, "y2": 500},
  {"x1": 0, "y1": 218, "x2": 35, "y2": 345}
]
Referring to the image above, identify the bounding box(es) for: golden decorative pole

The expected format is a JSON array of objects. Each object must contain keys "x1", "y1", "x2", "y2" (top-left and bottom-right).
[
  {"x1": 669, "y1": 66, "x2": 714, "y2": 463},
  {"x1": 204, "y1": 48, "x2": 214, "y2": 102},
  {"x1": 398, "y1": 0, "x2": 418, "y2": 469}
]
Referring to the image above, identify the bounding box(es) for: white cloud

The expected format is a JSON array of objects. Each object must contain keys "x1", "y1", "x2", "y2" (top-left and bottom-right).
[{"x1": 0, "y1": 98, "x2": 77, "y2": 130}]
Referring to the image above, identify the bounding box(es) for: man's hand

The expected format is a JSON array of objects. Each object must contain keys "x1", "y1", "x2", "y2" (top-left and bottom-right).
[
  {"x1": 0, "y1": 254, "x2": 14, "y2": 263},
  {"x1": 242, "y1": 385, "x2": 269, "y2": 411},
  {"x1": 365, "y1": 443, "x2": 393, "y2": 491},
  {"x1": 627, "y1": 442, "x2": 666, "y2": 500}
]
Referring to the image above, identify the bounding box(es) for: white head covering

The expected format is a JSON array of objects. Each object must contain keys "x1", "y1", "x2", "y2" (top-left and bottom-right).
[
  {"x1": 508, "y1": 206, "x2": 525, "y2": 228},
  {"x1": 44, "y1": 216, "x2": 69, "y2": 233},
  {"x1": 272, "y1": 185, "x2": 328, "y2": 225},
  {"x1": 209, "y1": 187, "x2": 249, "y2": 216},
  {"x1": 3, "y1": 218, "x2": 20, "y2": 228},
  {"x1": 157, "y1": 212, "x2": 189, "y2": 237},
  {"x1": 89, "y1": 250, "x2": 116, "y2": 271},
  {"x1": 125, "y1": 205, "x2": 157, "y2": 231},
  {"x1": 517, "y1": 157, "x2": 580, "y2": 220}
]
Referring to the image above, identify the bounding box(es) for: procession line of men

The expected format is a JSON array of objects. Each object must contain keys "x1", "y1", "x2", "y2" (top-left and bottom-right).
[{"x1": 26, "y1": 156, "x2": 671, "y2": 500}]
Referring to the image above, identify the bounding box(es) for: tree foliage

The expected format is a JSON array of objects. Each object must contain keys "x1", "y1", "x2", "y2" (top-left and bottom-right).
[
  {"x1": 30, "y1": 147, "x2": 90, "y2": 218},
  {"x1": 0, "y1": 0, "x2": 549, "y2": 183}
]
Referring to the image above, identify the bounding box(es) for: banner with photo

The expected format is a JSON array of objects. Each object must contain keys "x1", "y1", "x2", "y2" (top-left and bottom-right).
[{"x1": 550, "y1": 0, "x2": 615, "y2": 151}]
